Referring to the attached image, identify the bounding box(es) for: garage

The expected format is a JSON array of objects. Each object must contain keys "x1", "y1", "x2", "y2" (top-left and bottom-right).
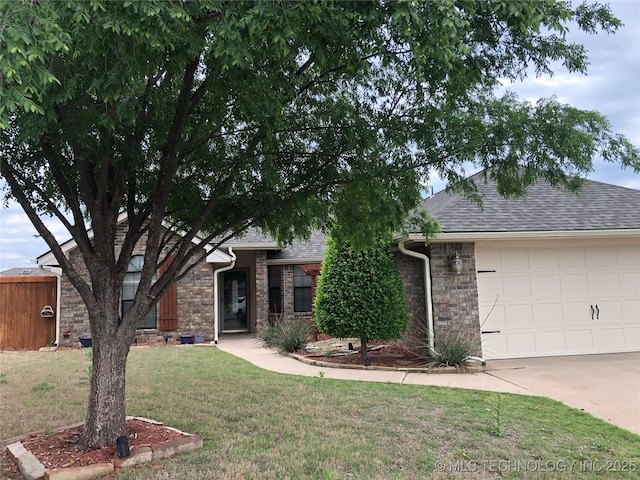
[{"x1": 477, "y1": 237, "x2": 640, "y2": 359}]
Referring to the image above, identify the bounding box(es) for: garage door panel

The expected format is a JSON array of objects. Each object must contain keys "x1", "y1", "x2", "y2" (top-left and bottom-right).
[
  {"x1": 477, "y1": 239, "x2": 639, "y2": 359},
  {"x1": 561, "y1": 274, "x2": 589, "y2": 297},
  {"x1": 626, "y1": 327, "x2": 640, "y2": 349},
  {"x1": 587, "y1": 246, "x2": 619, "y2": 267},
  {"x1": 536, "y1": 330, "x2": 567, "y2": 354},
  {"x1": 563, "y1": 302, "x2": 591, "y2": 324},
  {"x1": 478, "y1": 276, "x2": 503, "y2": 299},
  {"x1": 504, "y1": 304, "x2": 534, "y2": 325},
  {"x1": 618, "y1": 245, "x2": 640, "y2": 265},
  {"x1": 502, "y1": 249, "x2": 530, "y2": 269},
  {"x1": 480, "y1": 302, "x2": 505, "y2": 329},
  {"x1": 565, "y1": 329, "x2": 595, "y2": 352},
  {"x1": 559, "y1": 248, "x2": 587, "y2": 268},
  {"x1": 621, "y1": 273, "x2": 640, "y2": 296},
  {"x1": 533, "y1": 303, "x2": 563, "y2": 325},
  {"x1": 480, "y1": 333, "x2": 508, "y2": 359},
  {"x1": 594, "y1": 328, "x2": 626, "y2": 351},
  {"x1": 594, "y1": 301, "x2": 623, "y2": 323},
  {"x1": 503, "y1": 276, "x2": 532, "y2": 299},
  {"x1": 622, "y1": 299, "x2": 640, "y2": 323},
  {"x1": 532, "y1": 248, "x2": 559, "y2": 269},
  {"x1": 532, "y1": 274, "x2": 561, "y2": 298},
  {"x1": 589, "y1": 273, "x2": 621, "y2": 296},
  {"x1": 508, "y1": 332, "x2": 536, "y2": 355},
  {"x1": 477, "y1": 249, "x2": 502, "y2": 270}
]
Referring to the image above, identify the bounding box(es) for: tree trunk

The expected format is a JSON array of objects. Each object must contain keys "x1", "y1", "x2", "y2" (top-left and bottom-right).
[
  {"x1": 80, "y1": 333, "x2": 131, "y2": 450},
  {"x1": 360, "y1": 337, "x2": 368, "y2": 365}
]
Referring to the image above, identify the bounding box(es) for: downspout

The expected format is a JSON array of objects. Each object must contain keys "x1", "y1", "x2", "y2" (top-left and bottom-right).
[
  {"x1": 213, "y1": 247, "x2": 236, "y2": 344},
  {"x1": 398, "y1": 240, "x2": 436, "y2": 356}
]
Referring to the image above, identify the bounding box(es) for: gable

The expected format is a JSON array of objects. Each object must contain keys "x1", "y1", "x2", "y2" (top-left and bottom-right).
[{"x1": 37, "y1": 213, "x2": 232, "y2": 266}]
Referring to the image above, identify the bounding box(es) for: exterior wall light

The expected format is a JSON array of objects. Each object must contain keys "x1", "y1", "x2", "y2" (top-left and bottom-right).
[{"x1": 449, "y1": 251, "x2": 463, "y2": 274}]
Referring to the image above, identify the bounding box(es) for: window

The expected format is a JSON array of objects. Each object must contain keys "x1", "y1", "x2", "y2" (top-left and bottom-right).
[
  {"x1": 294, "y1": 265, "x2": 312, "y2": 312},
  {"x1": 268, "y1": 266, "x2": 282, "y2": 313},
  {"x1": 122, "y1": 256, "x2": 157, "y2": 329}
]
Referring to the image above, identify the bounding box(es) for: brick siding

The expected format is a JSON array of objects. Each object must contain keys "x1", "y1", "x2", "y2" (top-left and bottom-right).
[
  {"x1": 57, "y1": 222, "x2": 215, "y2": 346},
  {"x1": 429, "y1": 242, "x2": 482, "y2": 356}
]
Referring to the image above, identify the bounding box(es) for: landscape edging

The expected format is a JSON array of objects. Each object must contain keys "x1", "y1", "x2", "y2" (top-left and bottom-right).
[{"x1": 4, "y1": 417, "x2": 202, "y2": 480}]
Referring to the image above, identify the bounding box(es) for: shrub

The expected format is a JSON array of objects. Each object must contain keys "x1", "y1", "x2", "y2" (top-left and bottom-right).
[
  {"x1": 315, "y1": 237, "x2": 408, "y2": 364},
  {"x1": 429, "y1": 329, "x2": 476, "y2": 370},
  {"x1": 410, "y1": 313, "x2": 478, "y2": 370},
  {"x1": 258, "y1": 319, "x2": 310, "y2": 353}
]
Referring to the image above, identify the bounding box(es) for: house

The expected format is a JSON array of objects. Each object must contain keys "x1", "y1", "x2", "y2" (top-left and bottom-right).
[
  {"x1": 411, "y1": 173, "x2": 640, "y2": 359},
  {"x1": 36, "y1": 174, "x2": 640, "y2": 359}
]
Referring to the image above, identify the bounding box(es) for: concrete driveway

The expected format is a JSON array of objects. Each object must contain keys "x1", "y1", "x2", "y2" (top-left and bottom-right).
[{"x1": 484, "y1": 352, "x2": 640, "y2": 434}]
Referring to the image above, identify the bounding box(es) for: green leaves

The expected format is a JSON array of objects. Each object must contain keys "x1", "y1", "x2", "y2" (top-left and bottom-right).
[
  {"x1": 1, "y1": 0, "x2": 638, "y2": 287},
  {"x1": 315, "y1": 238, "x2": 409, "y2": 342},
  {"x1": 0, "y1": 1, "x2": 69, "y2": 127}
]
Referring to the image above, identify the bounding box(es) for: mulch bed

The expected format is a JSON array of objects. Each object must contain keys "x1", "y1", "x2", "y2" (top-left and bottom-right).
[
  {"x1": 302, "y1": 339, "x2": 430, "y2": 368},
  {"x1": 1, "y1": 419, "x2": 185, "y2": 478}
]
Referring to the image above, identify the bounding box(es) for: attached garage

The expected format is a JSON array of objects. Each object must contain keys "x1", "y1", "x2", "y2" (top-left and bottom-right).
[
  {"x1": 477, "y1": 237, "x2": 640, "y2": 359},
  {"x1": 419, "y1": 172, "x2": 640, "y2": 360}
]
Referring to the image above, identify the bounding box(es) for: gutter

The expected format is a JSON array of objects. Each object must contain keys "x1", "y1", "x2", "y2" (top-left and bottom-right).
[
  {"x1": 402, "y1": 228, "x2": 640, "y2": 243},
  {"x1": 212, "y1": 247, "x2": 236, "y2": 344},
  {"x1": 398, "y1": 241, "x2": 436, "y2": 356}
]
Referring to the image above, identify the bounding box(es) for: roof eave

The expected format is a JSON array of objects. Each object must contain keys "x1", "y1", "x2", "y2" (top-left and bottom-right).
[
  {"x1": 397, "y1": 229, "x2": 640, "y2": 243},
  {"x1": 266, "y1": 257, "x2": 324, "y2": 266}
]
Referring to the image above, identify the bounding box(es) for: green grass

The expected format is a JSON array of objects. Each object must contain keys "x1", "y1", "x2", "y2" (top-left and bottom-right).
[{"x1": 1, "y1": 347, "x2": 639, "y2": 479}]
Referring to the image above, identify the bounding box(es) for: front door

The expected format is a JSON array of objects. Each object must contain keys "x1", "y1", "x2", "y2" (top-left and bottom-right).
[{"x1": 222, "y1": 270, "x2": 249, "y2": 332}]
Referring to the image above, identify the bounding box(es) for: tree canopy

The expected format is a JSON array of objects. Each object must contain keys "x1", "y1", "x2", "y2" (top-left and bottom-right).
[{"x1": 1, "y1": 0, "x2": 639, "y2": 449}]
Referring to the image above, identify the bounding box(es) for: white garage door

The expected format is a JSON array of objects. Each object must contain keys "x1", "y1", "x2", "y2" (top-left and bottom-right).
[{"x1": 476, "y1": 238, "x2": 640, "y2": 359}]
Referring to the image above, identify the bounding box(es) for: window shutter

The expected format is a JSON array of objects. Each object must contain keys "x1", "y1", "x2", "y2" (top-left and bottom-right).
[{"x1": 158, "y1": 255, "x2": 177, "y2": 331}]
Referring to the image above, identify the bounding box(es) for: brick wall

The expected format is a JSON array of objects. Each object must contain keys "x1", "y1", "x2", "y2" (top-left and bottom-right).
[
  {"x1": 281, "y1": 265, "x2": 294, "y2": 321},
  {"x1": 57, "y1": 221, "x2": 215, "y2": 346},
  {"x1": 58, "y1": 248, "x2": 92, "y2": 346},
  {"x1": 429, "y1": 242, "x2": 482, "y2": 356},
  {"x1": 255, "y1": 251, "x2": 269, "y2": 330},
  {"x1": 394, "y1": 248, "x2": 427, "y2": 349}
]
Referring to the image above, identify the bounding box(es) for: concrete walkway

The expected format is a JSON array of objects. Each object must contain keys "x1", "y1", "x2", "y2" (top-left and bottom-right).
[{"x1": 216, "y1": 335, "x2": 640, "y2": 434}]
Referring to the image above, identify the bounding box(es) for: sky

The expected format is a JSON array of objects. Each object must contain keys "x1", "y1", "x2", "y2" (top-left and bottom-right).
[{"x1": 1, "y1": 1, "x2": 639, "y2": 271}]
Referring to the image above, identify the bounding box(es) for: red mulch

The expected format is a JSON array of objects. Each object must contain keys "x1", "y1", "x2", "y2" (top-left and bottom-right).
[{"x1": 1, "y1": 419, "x2": 185, "y2": 477}]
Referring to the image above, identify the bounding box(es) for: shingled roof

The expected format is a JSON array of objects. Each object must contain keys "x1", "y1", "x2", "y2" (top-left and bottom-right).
[
  {"x1": 421, "y1": 173, "x2": 640, "y2": 233},
  {"x1": 220, "y1": 227, "x2": 327, "y2": 262}
]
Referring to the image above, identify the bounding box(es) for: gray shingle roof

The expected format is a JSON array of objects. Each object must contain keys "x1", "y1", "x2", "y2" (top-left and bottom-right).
[
  {"x1": 421, "y1": 173, "x2": 640, "y2": 233},
  {"x1": 219, "y1": 227, "x2": 327, "y2": 262},
  {"x1": 219, "y1": 227, "x2": 279, "y2": 248},
  {"x1": 267, "y1": 230, "x2": 328, "y2": 262}
]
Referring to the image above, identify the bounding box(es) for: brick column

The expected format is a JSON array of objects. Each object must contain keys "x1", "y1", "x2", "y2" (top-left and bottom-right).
[
  {"x1": 255, "y1": 251, "x2": 269, "y2": 331},
  {"x1": 282, "y1": 265, "x2": 294, "y2": 321},
  {"x1": 430, "y1": 242, "x2": 482, "y2": 356}
]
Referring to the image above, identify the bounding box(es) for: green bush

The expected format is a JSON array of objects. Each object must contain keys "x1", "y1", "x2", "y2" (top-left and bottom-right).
[
  {"x1": 258, "y1": 319, "x2": 310, "y2": 353},
  {"x1": 315, "y1": 237, "x2": 408, "y2": 364}
]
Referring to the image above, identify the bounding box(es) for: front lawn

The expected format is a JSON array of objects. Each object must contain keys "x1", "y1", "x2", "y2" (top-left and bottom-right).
[{"x1": 1, "y1": 346, "x2": 638, "y2": 479}]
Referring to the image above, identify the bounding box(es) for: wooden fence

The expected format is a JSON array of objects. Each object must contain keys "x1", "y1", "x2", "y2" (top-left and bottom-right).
[{"x1": 0, "y1": 276, "x2": 57, "y2": 350}]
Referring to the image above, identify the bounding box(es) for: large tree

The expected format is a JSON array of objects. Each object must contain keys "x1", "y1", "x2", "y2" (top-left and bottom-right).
[{"x1": 1, "y1": 1, "x2": 638, "y2": 449}]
